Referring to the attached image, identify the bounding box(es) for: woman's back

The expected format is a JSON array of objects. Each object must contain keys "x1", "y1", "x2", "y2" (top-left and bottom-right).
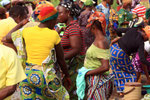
[{"x1": 23, "y1": 26, "x2": 61, "y2": 65}]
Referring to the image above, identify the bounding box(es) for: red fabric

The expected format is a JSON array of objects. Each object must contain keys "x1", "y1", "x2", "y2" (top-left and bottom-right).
[
  {"x1": 132, "y1": 4, "x2": 146, "y2": 17},
  {"x1": 61, "y1": 20, "x2": 86, "y2": 55},
  {"x1": 40, "y1": 7, "x2": 54, "y2": 17},
  {"x1": 117, "y1": 6, "x2": 122, "y2": 12}
]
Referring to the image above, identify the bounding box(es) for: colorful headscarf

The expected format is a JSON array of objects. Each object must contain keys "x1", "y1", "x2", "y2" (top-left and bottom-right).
[
  {"x1": 60, "y1": 1, "x2": 81, "y2": 18},
  {"x1": 33, "y1": 1, "x2": 58, "y2": 23},
  {"x1": 87, "y1": 11, "x2": 106, "y2": 34},
  {"x1": 143, "y1": 26, "x2": 150, "y2": 38},
  {"x1": 146, "y1": 8, "x2": 150, "y2": 19}
]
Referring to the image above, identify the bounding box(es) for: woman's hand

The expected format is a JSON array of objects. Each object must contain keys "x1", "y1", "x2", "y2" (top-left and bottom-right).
[
  {"x1": 110, "y1": 37, "x2": 120, "y2": 47},
  {"x1": 19, "y1": 18, "x2": 29, "y2": 26}
]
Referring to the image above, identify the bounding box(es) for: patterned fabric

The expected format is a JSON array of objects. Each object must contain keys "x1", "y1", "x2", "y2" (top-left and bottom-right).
[
  {"x1": 19, "y1": 63, "x2": 69, "y2": 100},
  {"x1": 109, "y1": 9, "x2": 118, "y2": 40},
  {"x1": 11, "y1": 24, "x2": 69, "y2": 100},
  {"x1": 132, "y1": 53, "x2": 150, "y2": 72},
  {"x1": 33, "y1": 1, "x2": 58, "y2": 23},
  {"x1": 60, "y1": 2, "x2": 81, "y2": 18},
  {"x1": 132, "y1": 4, "x2": 146, "y2": 18},
  {"x1": 110, "y1": 43, "x2": 137, "y2": 92},
  {"x1": 85, "y1": 74, "x2": 114, "y2": 100},
  {"x1": 87, "y1": 11, "x2": 106, "y2": 35},
  {"x1": 117, "y1": 9, "x2": 134, "y2": 28},
  {"x1": 65, "y1": 55, "x2": 85, "y2": 99},
  {"x1": 61, "y1": 20, "x2": 86, "y2": 55}
]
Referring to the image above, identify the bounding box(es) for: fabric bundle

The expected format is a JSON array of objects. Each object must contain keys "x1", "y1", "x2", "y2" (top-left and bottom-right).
[{"x1": 33, "y1": 1, "x2": 58, "y2": 23}]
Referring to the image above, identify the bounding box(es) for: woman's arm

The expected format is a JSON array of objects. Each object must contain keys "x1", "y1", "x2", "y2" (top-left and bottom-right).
[
  {"x1": 64, "y1": 36, "x2": 82, "y2": 60},
  {"x1": 55, "y1": 43, "x2": 71, "y2": 89},
  {"x1": 86, "y1": 59, "x2": 110, "y2": 76}
]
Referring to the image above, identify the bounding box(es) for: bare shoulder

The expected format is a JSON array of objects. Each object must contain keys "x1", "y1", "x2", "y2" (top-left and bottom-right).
[{"x1": 97, "y1": 39, "x2": 109, "y2": 49}]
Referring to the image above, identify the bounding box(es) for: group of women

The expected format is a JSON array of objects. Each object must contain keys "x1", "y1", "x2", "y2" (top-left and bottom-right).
[{"x1": 0, "y1": 0, "x2": 150, "y2": 100}]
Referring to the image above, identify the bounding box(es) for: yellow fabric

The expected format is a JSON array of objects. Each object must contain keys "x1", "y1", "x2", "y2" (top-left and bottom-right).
[
  {"x1": 0, "y1": 45, "x2": 26, "y2": 100},
  {"x1": 0, "y1": 17, "x2": 17, "y2": 44},
  {"x1": 22, "y1": 26, "x2": 61, "y2": 65},
  {"x1": 84, "y1": 44, "x2": 110, "y2": 69}
]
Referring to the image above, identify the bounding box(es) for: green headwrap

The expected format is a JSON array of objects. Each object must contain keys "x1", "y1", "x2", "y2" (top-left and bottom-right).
[
  {"x1": 84, "y1": 0, "x2": 94, "y2": 6},
  {"x1": 146, "y1": 8, "x2": 150, "y2": 19}
]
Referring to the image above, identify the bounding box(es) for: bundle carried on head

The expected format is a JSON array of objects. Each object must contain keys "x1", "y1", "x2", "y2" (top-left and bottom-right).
[
  {"x1": 33, "y1": 1, "x2": 58, "y2": 23},
  {"x1": 60, "y1": 1, "x2": 81, "y2": 18}
]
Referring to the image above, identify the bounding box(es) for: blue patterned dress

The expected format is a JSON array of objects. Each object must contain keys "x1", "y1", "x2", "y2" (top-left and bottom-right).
[{"x1": 110, "y1": 43, "x2": 137, "y2": 93}]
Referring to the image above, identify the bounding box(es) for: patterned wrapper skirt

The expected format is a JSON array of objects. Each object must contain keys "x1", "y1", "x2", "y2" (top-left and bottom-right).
[
  {"x1": 65, "y1": 55, "x2": 84, "y2": 100},
  {"x1": 19, "y1": 64, "x2": 69, "y2": 100},
  {"x1": 85, "y1": 74, "x2": 114, "y2": 100},
  {"x1": 132, "y1": 53, "x2": 150, "y2": 72},
  {"x1": 110, "y1": 43, "x2": 137, "y2": 93}
]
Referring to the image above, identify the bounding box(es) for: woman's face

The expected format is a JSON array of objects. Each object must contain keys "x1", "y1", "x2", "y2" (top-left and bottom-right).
[{"x1": 57, "y1": 6, "x2": 69, "y2": 23}]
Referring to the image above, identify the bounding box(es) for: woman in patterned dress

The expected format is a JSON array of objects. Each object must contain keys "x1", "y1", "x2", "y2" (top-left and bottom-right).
[{"x1": 3, "y1": 1, "x2": 71, "y2": 100}]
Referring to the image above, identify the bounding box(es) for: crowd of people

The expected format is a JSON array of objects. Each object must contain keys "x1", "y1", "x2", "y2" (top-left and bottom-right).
[{"x1": 0, "y1": 0, "x2": 150, "y2": 100}]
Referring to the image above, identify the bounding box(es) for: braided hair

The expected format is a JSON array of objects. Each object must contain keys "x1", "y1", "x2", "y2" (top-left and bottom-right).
[{"x1": 60, "y1": 1, "x2": 81, "y2": 18}]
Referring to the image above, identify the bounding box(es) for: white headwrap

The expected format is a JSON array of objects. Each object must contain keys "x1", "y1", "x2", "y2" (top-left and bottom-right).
[{"x1": 0, "y1": 0, "x2": 10, "y2": 7}]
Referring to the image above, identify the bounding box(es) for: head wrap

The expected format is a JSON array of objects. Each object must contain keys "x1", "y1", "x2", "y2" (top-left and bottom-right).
[
  {"x1": 143, "y1": 26, "x2": 150, "y2": 38},
  {"x1": 87, "y1": 11, "x2": 106, "y2": 34},
  {"x1": 33, "y1": 1, "x2": 58, "y2": 23},
  {"x1": 81, "y1": 0, "x2": 95, "y2": 6},
  {"x1": 146, "y1": 8, "x2": 150, "y2": 19},
  {"x1": 0, "y1": 0, "x2": 10, "y2": 7},
  {"x1": 60, "y1": 1, "x2": 81, "y2": 18}
]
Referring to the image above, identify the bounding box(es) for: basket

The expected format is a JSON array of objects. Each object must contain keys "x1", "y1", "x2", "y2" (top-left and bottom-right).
[{"x1": 123, "y1": 82, "x2": 142, "y2": 100}]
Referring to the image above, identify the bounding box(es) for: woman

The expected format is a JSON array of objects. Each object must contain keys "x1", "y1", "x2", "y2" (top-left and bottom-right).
[
  {"x1": 57, "y1": 1, "x2": 85, "y2": 99},
  {"x1": 117, "y1": 0, "x2": 135, "y2": 28},
  {"x1": 4, "y1": 1, "x2": 71, "y2": 100},
  {"x1": 77, "y1": 11, "x2": 114, "y2": 100},
  {"x1": 78, "y1": 0, "x2": 94, "y2": 49},
  {"x1": 110, "y1": 18, "x2": 150, "y2": 93},
  {"x1": 0, "y1": 7, "x2": 6, "y2": 20}
]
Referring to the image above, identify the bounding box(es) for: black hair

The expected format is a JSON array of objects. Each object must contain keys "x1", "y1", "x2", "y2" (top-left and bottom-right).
[
  {"x1": 92, "y1": 20, "x2": 103, "y2": 33},
  {"x1": 9, "y1": 5, "x2": 28, "y2": 19},
  {"x1": 60, "y1": 1, "x2": 81, "y2": 18},
  {"x1": 0, "y1": 7, "x2": 6, "y2": 19}
]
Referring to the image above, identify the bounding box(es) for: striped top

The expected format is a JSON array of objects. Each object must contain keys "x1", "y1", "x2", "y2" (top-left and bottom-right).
[
  {"x1": 132, "y1": 4, "x2": 146, "y2": 18},
  {"x1": 61, "y1": 20, "x2": 85, "y2": 55}
]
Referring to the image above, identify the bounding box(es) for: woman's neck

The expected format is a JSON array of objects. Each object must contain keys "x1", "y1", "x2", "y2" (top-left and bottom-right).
[
  {"x1": 38, "y1": 23, "x2": 53, "y2": 29},
  {"x1": 102, "y1": 1, "x2": 107, "y2": 8},
  {"x1": 94, "y1": 31, "x2": 105, "y2": 41},
  {"x1": 66, "y1": 17, "x2": 74, "y2": 25}
]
